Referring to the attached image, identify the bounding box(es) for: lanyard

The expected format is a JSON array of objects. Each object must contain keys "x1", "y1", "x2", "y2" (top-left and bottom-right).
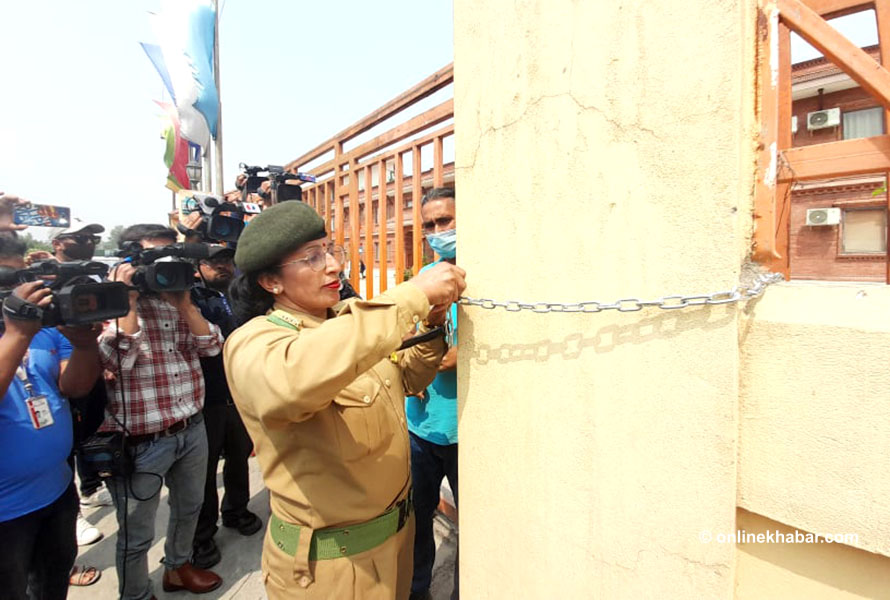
[{"x1": 15, "y1": 355, "x2": 36, "y2": 397}]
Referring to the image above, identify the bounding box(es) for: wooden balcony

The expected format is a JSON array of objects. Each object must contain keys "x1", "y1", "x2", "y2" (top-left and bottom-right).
[{"x1": 286, "y1": 64, "x2": 455, "y2": 298}]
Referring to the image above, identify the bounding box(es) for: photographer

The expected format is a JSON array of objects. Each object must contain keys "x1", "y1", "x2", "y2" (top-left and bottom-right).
[
  {"x1": 190, "y1": 246, "x2": 261, "y2": 569},
  {"x1": 100, "y1": 224, "x2": 223, "y2": 599},
  {"x1": 0, "y1": 231, "x2": 103, "y2": 600},
  {"x1": 50, "y1": 221, "x2": 114, "y2": 542}
]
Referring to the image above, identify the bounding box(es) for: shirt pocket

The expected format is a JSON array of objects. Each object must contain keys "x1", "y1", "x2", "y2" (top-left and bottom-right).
[{"x1": 332, "y1": 374, "x2": 387, "y2": 460}]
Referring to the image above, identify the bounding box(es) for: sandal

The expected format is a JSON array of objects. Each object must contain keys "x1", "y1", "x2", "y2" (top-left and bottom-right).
[{"x1": 69, "y1": 565, "x2": 101, "y2": 587}]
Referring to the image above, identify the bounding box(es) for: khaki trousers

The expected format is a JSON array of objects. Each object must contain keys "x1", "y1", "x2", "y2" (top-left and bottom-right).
[{"x1": 262, "y1": 514, "x2": 415, "y2": 600}]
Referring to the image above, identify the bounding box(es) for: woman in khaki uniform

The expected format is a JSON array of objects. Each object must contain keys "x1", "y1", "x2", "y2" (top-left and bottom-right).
[{"x1": 224, "y1": 202, "x2": 466, "y2": 600}]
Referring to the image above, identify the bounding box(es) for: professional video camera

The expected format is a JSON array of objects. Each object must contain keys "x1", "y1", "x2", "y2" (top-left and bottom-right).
[
  {"x1": 0, "y1": 260, "x2": 130, "y2": 327},
  {"x1": 239, "y1": 163, "x2": 316, "y2": 205},
  {"x1": 180, "y1": 193, "x2": 244, "y2": 243},
  {"x1": 116, "y1": 242, "x2": 214, "y2": 293}
]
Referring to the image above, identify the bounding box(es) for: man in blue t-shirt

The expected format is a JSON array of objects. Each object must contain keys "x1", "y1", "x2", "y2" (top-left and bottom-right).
[
  {"x1": 0, "y1": 231, "x2": 103, "y2": 599},
  {"x1": 406, "y1": 187, "x2": 460, "y2": 600}
]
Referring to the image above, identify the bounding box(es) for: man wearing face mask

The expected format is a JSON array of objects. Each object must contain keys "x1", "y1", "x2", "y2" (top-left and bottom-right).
[
  {"x1": 408, "y1": 187, "x2": 460, "y2": 600},
  {"x1": 51, "y1": 221, "x2": 113, "y2": 583},
  {"x1": 51, "y1": 221, "x2": 104, "y2": 262}
]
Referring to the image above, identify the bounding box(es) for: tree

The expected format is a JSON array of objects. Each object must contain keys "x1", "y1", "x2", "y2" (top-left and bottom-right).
[
  {"x1": 17, "y1": 232, "x2": 51, "y2": 253},
  {"x1": 96, "y1": 225, "x2": 125, "y2": 256}
]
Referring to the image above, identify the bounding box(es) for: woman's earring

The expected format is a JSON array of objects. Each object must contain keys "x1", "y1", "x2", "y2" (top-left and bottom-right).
[{"x1": 273, "y1": 288, "x2": 280, "y2": 294}]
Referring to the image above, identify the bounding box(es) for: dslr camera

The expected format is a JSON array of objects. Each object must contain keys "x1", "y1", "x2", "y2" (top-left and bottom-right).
[
  {"x1": 0, "y1": 260, "x2": 130, "y2": 327},
  {"x1": 116, "y1": 242, "x2": 215, "y2": 293}
]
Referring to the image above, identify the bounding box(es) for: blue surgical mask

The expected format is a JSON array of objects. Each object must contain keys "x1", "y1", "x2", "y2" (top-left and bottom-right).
[{"x1": 426, "y1": 228, "x2": 456, "y2": 259}]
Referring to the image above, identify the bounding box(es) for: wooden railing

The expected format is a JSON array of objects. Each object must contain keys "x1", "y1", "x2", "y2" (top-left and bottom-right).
[
  {"x1": 754, "y1": 0, "x2": 890, "y2": 281},
  {"x1": 284, "y1": 64, "x2": 455, "y2": 299}
]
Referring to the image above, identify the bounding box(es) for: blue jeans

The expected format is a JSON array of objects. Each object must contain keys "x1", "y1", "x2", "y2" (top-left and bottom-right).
[
  {"x1": 108, "y1": 417, "x2": 209, "y2": 600},
  {"x1": 410, "y1": 432, "x2": 459, "y2": 599}
]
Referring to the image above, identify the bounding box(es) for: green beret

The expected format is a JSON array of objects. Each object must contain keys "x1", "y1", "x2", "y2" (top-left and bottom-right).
[{"x1": 235, "y1": 202, "x2": 326, "y2": 272}]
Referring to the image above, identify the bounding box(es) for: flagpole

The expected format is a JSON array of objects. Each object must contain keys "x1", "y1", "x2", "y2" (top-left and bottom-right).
[
  {"x1": 212, "y1": 0, "x2": 224, "y2": 195},
  {"x1": 203, "y1": 146, "x2": 212, "y2": 192}
]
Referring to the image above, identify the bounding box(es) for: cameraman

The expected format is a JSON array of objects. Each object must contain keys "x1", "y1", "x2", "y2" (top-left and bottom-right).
[
  {"x1": 0, "y1": 231, "x2": 103, "y2": 599},
  {"x1": 190, "y1": 246, "x2": 261, "y2": 569},
  {"x1": 100, "y1": 224, "x2": 223, "y2": 599},
  {"x1": 50, "y1": 221, "x2": 114, "y2": 521}
]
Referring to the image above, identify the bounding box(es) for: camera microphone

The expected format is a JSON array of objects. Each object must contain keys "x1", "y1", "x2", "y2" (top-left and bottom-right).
[{"x1": 178, "y1": 243, "x2": 213, "y2": 259}]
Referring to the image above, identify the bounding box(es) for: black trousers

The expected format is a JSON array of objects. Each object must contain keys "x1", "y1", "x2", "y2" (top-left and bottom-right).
[
  {"x1": 194, "y1": 403, "x2": 254, "y2": 545},
  {"x1": 0, "y1": 483, "x2": 78, "y2": 600}
]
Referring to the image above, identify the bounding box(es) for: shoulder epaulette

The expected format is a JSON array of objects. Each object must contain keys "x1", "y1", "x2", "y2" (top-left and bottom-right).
[{"x1": 266, "y1": 309, "x2": 303, "y2": 332}]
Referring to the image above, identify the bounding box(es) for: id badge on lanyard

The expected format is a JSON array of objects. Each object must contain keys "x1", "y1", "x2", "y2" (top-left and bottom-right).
[{"x1": 16, "y1": 356, "x2": 54, "y2": 430}]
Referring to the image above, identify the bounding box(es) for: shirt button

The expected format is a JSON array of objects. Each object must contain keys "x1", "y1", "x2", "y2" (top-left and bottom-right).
[
  {"x1": 299, "y1": 575, "x2": 311, "y2": 587},
  {"x1": 362, "y1": 395, "x2": 371, "y2": 404},
  {"x1": 384, "y1": 379, "x2": 391, "y2": 387}
]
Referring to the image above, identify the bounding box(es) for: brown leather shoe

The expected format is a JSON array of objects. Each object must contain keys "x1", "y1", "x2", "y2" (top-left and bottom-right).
[{"x1": 162, "y1": 562, "x2": 222, "y2": 593}]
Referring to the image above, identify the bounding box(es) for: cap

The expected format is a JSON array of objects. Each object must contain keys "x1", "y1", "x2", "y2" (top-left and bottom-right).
[
  {"x1": 51, "y1": 219, "x2": 105, "y2": 240},
  {"x1": 206, "y1": 245, "x2": 236, "y2": 260},
  {"x1": 234, "y1": 202, "x2": 326, "y2": 272}
]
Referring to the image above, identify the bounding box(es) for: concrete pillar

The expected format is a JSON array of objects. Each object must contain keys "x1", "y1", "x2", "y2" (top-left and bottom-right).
[{"x1": 453, "y1": 1, "x2": 755, "y2": 597}]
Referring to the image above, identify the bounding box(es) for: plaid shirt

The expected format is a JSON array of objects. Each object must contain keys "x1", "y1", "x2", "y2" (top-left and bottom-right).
[{"x1": 98, "y1": 296, "x2": 223, "y2": 435}]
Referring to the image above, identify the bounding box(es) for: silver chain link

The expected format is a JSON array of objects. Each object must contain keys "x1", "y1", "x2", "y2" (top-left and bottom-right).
[{"x1": 457, "y1": 272, "x2": 783, "y2": 314}]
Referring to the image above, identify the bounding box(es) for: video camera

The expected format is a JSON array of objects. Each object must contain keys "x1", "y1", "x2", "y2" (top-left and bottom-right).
[
  {"x1": 239, "y1": 163, "x2": 316, "y2": 205},
  {"x1": 116, "y1": 242, "x2": 214, "y2": 293},
  {"x1": 180, "y1": 193, "x2": 244, "y2": 243},
  {"x1": 0, "y1": 260, "x2": 130, "y2": 327}
]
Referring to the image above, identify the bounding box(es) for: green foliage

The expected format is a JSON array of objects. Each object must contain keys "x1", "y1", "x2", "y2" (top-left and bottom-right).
[
  {"x1": 18, "y1": 232, "x2": 51, "y2": 253},
  {"x1": 96, "y1": 225, "x2": 125, "y2": 255}
]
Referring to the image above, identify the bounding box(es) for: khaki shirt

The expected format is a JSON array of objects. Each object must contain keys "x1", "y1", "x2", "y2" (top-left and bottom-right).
[{"x1": 224, "y1": 282, "x2": 445, "y2": 530}]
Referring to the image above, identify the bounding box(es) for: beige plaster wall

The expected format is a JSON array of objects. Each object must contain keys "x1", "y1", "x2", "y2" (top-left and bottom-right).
[
  {"x1": 739, "y1": 282, "x2": 890, "y2": 558},
  {"x1": 454, "y1": 1, "x2": 755, "y2": 597},
  {"x1": 735, "y1": 509, "x2": 890, "y2": 599}
]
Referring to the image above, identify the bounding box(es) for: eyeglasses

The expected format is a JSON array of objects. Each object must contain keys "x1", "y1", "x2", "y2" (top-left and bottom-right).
[
  {"x1": 60, "y1": 234, "x2": 100, "y2": 245},
  {"x1": 278, "y1": 244, "x2": 346, "y2": 272},
  {"x1": 421, "y1": 216, "x2": 455, "y2": 234}
]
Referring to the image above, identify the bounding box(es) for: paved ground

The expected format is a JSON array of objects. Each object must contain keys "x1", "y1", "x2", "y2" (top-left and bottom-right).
[{"x1": 69, "y1": 457, "x2": 457, "y2": 599}]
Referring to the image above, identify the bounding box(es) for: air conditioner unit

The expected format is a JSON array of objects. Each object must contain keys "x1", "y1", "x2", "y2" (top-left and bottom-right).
[
  {"x1": 791, "y1": 115, "x2": 798, "y2": 135},
  {"x1": 807, "y1": 108, "x2": 841, "y2": 131},
  {"x1": 806, "y1": 207, "x2": 841, "y2": 226}
]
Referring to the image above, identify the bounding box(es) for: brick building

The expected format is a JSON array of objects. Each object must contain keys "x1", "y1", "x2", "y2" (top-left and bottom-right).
[{"x1": 790, "y1": 45, "x2": 887, "y2": 281}]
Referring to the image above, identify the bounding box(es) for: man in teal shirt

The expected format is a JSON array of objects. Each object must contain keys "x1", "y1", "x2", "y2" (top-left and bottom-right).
[{"x1": 407, "y1": 187, "x2": 459, "y2": 600}]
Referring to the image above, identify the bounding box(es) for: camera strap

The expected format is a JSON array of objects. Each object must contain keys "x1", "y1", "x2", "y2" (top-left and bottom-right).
[{"x1": 2, "y1": 294, "x2": 43, "y2": 321}]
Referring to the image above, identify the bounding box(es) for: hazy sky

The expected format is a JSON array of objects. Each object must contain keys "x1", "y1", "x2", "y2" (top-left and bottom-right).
[
  {"x1": 790, "y1": 9, "x2": 878, "y2": 62},
  {"x1": 0, "y1": 3, "x2": 879, "y2": 240},
  {"x1": 0, "y1": 0, "x2": 454, "y2": 238}
]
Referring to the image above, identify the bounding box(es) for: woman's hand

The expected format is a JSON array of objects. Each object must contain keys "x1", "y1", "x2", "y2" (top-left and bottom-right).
[
  {"x1": 424, "y1": 303, "x2": 450, "y2": 326},
  {"x1": 410, "y1": 262, "x2": 466, "y2": 307}
]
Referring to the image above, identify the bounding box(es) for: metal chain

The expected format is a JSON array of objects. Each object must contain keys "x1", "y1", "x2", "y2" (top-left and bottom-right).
[{"x1": 456, "y1": 272, "x2": 783, "y2": 314}]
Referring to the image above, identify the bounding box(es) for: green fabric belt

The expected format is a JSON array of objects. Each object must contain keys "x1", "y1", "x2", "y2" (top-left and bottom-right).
[{"x1": 270, "y1": 498, "x2": 411, "y2": 560}]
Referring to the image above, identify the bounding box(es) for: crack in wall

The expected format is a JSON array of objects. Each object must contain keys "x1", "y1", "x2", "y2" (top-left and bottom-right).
[{"x1": 458, "y1": 90, "x2": 668, "y2": 172}]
